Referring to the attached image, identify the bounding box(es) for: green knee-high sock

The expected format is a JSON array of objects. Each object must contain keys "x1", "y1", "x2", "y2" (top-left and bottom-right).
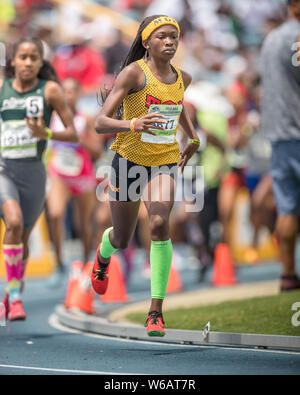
[
  {"x1": 99, "y1": 227, "x2": 117, "y2": 259},
  {"x1": 150, "y1": 239, "x2": 173, "y2": 300}
]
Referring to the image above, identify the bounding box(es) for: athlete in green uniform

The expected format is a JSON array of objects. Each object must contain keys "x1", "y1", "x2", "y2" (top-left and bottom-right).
[{"x1": 0, "y1": 36, "x2": 78, "y2": 321}]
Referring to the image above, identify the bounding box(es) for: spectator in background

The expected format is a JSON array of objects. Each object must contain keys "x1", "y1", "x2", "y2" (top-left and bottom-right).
[
  {"x1": 242, "y1": 79, "x2": 276, "y2": 263},
  {"x1": 17, "y1": 0, "x2": 50, "y2": 10},
  {"x1": 183, "y1": 82, "x2": 231, "y2": 280},
  {"x1": 104, "y1": 29, "x2": 131, "y2": 76},
  {"x1": 0, "y1": 0, "x2": 15, "y2": 29},
  {"x1": 217, "y1": 78, "x2": 250, "y2": 248},
  {"x1": 53, "y1": 38, "x2": 106, "y2": 94},
  {"x1": 261, "y1": 0, "x2": 300, "y2": 291},
  {"x1": 116, "y1": 0, "x2": 154, "y2": 20}
]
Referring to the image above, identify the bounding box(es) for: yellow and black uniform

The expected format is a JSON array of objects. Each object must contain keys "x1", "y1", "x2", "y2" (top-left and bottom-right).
[
  {"x1": 109, "y1": 58, "x2": 184, "y2": 201},
  {"x1": 93, "y1": 17, "x2": 184, "y2": 338},
  {"x1": 110, "y1": 58, "x2": 184, "y2": 167}
]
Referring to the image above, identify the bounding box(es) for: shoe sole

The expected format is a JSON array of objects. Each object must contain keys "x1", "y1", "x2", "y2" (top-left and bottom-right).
[
  {"x1": 147, "y1": 330, "x2": 165, "y2": 337},
  {"x1": 8, "y1": 314, "x2": 26, "y2": 321}
]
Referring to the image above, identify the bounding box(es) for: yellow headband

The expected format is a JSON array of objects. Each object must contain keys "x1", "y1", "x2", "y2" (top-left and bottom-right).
[{"x1": 141, "y1": 16, "x2": 180, "y2": 41}]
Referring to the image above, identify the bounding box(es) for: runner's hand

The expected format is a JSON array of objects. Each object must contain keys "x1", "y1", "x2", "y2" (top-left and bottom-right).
[
  {"x1": 178, "y1": 142, "x2": 199, "y2": 173},
  {"x1": 135, "y1": 112, "x2": 166, "y2": 135},
  {"x1": 26, "y1": 113, "x2": 48, "y2": 139}
]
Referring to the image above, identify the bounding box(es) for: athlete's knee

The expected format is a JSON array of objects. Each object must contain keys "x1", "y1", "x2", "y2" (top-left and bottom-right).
[
  {"x1": 47, "y1": 210, "x2": 64, "y2": 224},
  {"x1": 149, "y1": 214, "x2": 168, "y2": 239},
  {"x1": 5, "y1": 216, "x2": 23, "y2": 238},
  {"x1": 276, "y1": 216, "x2": 298, "y2": 241}
]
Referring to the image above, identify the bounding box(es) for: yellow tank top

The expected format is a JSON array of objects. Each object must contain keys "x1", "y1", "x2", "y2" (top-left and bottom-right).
[{"x1": 110, "y1": 58, "x2": 185, "y2": 166}]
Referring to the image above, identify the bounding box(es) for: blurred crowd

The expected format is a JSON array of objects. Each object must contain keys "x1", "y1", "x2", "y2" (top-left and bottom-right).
[{"x1": 0, "y1": 0, "x2": 289, "y2": 285}]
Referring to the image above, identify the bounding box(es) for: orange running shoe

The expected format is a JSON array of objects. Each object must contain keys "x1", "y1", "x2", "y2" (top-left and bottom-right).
[
  {"x1": 91, "y1": 244, "x2": 110, "y2": 295},
  {"x1": 146, "y1": 311, "x2": 166, "y2": 337},
  {"x1": 8, "y1": 300, "x2": 26, "y2": 321}
]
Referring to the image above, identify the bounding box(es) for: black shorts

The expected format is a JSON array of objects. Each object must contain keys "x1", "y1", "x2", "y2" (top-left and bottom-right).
[{"x1": 108, "y1": 153, "x2": 178, "y2": 202}]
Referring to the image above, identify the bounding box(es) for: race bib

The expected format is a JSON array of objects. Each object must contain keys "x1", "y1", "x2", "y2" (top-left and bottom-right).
[
  {"x1": 26, "y1": 96, "x2": 44, "y2": 118},
  {"x1": 52, "y1": 146, "x2": 84, "y2": 176},
  {"x1": 141, "y1": 104, "x2": 182, "y2": 144},
  {"x1": 0, "y1": 120, "x2": 38, "y2": 159}
]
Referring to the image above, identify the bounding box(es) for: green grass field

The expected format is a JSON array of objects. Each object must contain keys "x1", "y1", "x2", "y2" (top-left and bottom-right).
[{"x1": 126, "y1": 290, "x2": 300, "y2": 336}]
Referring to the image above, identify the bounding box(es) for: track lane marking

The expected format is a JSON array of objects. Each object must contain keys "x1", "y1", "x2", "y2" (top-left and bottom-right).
[{"x1": 0, "y1": 364, "x2": 136, "y2": 375}]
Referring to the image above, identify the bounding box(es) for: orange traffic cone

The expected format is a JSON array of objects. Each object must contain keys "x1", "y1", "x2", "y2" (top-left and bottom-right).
[
  {"x1": 65, "y1": 261, "x2": 84, "y2": 309},
  {"x1": 67, "y1": 261, "x2": 95, "y2": 314},
  {"x1": 166, "y1": 258, "x2": 183, "y2": 294},
  {"x1": 100, "y1": 255, "x2": 129, "y2": 303},
  {"x1": 212, "y1": 243, "x2": 237, "y2": 286}
]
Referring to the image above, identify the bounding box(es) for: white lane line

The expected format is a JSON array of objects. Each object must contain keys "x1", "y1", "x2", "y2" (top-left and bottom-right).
[
  {"x1": 48, "y1": 314, "x2": 300, "y2": 356},
  {"x1": 0, "y1": 364, "x2": 134, "y2": 375}
]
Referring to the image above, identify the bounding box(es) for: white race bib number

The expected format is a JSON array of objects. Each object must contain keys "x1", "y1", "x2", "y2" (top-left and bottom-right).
[
  {"x1": 26, "y1": 96, "x2": 44, "y2": 118},
  {"x1": 141, "y1": 104, "x2": 182, "y2": 144},
  {"x1": 52, "y1": 146, "x2": 84, "y2": 176},
  {"x1": 0, "y1": 120, "x2": 38, "y2": 159}
]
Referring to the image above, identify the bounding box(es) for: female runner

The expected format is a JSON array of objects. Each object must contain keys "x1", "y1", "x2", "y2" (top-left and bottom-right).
[
  {"x1": 91, "y1": 15, "x2": 200, "y2": 336},
  {"x1": 0, "y1": 37, "x2": 77, "y2": 320},
  {"x1": 46, "y1": 77, "x2": 101, "y2": 286}
]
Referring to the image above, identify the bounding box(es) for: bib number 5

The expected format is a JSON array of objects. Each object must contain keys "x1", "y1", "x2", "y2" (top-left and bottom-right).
[{"x1": 26, "y1": 96, "x2": 44, "y2": 118}]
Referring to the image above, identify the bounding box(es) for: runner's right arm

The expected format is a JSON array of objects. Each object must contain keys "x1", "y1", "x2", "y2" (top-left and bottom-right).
[{"x1": 94, "y1": 63, "x2": 165, "y2": 135}]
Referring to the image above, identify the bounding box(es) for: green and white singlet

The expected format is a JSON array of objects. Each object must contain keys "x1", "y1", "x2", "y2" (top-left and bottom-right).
[
  {"x1": 0, "y1": 78, "x2": 53, "y2": 229},
  {"x1": 0, "y1": 78, "x2": 52, "y2": 160}
]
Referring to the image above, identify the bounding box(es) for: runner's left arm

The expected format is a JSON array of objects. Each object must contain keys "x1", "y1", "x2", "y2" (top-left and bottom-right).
[{"x1": 177, "y1": 70, "x2": 200, "y2": 172}]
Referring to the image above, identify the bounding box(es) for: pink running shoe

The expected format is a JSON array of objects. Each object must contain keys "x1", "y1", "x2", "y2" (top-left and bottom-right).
[
  {"x1": 8, "y1": 300, "x2": 26, "y2": 321},
  {"x1": 146, "y1": 311, "x2": 166, "y2": 337}
]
